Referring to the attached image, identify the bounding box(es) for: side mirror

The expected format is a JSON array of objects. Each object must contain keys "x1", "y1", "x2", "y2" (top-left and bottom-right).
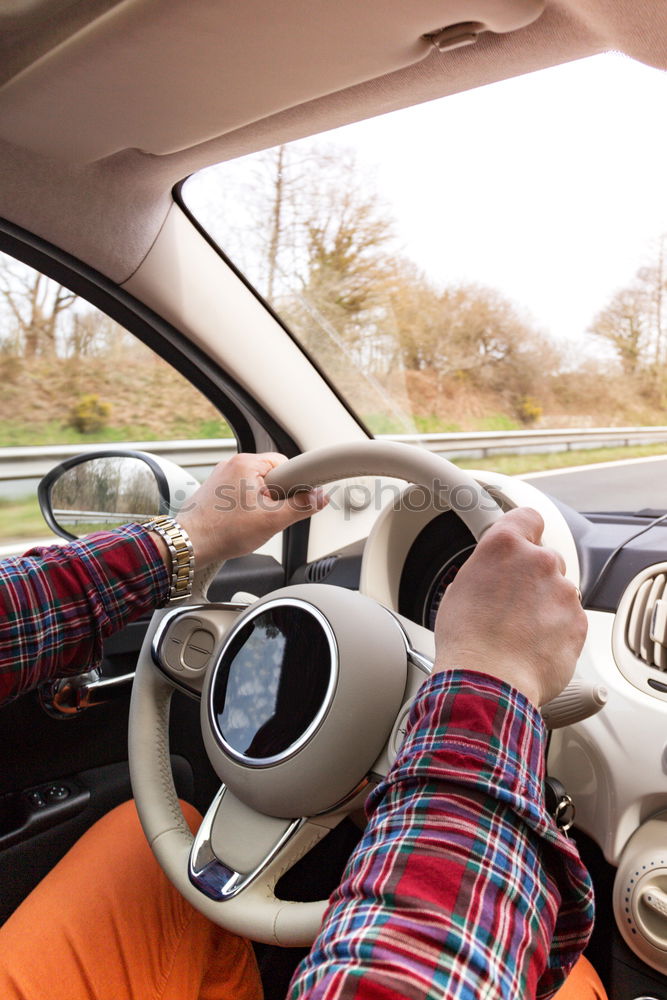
[{"x1": 38, "y1": 450, "x2": 200, "y2": 540}]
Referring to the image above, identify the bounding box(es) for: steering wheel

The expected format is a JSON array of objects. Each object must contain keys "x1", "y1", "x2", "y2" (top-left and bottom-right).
[{"x1": 128, "y1": 442, "x2": 502, "y2": 946}]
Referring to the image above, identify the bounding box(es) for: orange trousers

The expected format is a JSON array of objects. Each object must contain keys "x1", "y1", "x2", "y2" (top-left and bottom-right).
[
  {"x1": 0, "y1": 799, "x2": 606, "y2": 1000},
  {"x1": 0, "y1": 800, "x2": 263, "y2": 1000}
]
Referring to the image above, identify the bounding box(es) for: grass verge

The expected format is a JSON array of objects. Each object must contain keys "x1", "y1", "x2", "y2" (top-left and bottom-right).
[
  {"x1": 0, "y1": 496, "x2": 50, "y2": 543},
  {"x1": 0, "y1": 419, "x2": 233, "y2": 448},
  {"x1": 454, "y1": 442, "x2": 667, "y2": 476}
]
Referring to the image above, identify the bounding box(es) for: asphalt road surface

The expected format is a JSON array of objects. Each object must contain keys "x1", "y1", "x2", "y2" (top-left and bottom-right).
[{"x1": 523, "y1": 455, "x2": 667, "y2": 513}]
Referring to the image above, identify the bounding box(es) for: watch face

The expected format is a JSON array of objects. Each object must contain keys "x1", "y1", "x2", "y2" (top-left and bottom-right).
[{"x1": 210, "y1": 604, "x2": 333, "y2": 762}]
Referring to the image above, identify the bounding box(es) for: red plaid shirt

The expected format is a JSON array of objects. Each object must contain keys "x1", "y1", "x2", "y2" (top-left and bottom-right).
[
  {"x1": 0, "y1": 529, "x2": 594, "y2": 997},
  {"x1": 290, "y1": 671, "x2": 594, "y2": 1000},
  {"x1": 0, "y1": 524, "x2": 168, "y2": 703}
]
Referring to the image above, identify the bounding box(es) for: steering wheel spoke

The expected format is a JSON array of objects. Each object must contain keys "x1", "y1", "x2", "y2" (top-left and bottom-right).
[
  {"x1": 189, "y1": 785, "x2": 306, "y2": 901},
  {"x1": 370, "y1": 615, "x2": 435, "y2": 780},
  {"x1": 151, "y1": 602, "x2": 248, "y2": 695}
]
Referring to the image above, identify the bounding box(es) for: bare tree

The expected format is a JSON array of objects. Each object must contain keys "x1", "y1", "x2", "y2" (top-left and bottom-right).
[
  {"x1": 638, "y1": 233, "x2": 667, "y2": 370},
  {"x1": 392, "y1": 279, "x2": 556, "y2": 391},
  {"x1": 589, "y1": 235, "x2": 667, "y2": 381},
  {"x1": 0, "y1": 254, "x2": 76, "y2": 357},
  {"x1": 203, "y1": 142, "x2": 311, "y2": 298},
  {"x1": 588, "y1": 284, "x2": 647, "y2": 377},
  {"x1": 265, "y1": 144, "x2": 287, "y2": 300}
]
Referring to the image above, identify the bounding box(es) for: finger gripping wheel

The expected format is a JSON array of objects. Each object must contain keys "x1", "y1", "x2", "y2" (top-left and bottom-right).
[{"x1": 129, "y1": 442, "x2": 503, "y2": 946}]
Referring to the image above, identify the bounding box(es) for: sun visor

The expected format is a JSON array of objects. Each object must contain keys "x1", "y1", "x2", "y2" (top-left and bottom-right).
[{"x1": 0, "y1": 0, "x2": 544, "y2": 164}]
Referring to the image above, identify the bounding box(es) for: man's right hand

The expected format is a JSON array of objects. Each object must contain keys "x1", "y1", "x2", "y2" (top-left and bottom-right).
[{"x1": 432, "y1": 507, "x2": 587, "y2": 708}]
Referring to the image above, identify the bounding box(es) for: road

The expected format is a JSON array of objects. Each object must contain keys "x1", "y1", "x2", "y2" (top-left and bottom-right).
[{"x1": 523, "y1": 455, "x2": 667, "y2": 512}]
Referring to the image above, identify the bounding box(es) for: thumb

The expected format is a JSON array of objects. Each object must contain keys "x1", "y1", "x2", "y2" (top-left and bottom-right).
[{"x1": 270, "y1": 488, "x2": 329, "y2": 531}]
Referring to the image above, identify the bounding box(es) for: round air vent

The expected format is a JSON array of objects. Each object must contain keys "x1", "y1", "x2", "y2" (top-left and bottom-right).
[{"x1": 613, "y1": 811, "x2": 667, "y2": 976}]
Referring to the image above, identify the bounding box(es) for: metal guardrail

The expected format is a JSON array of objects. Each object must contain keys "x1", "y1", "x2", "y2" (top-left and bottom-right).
[
  {"x1": 0, "y1": 440, "x2": 236, "y2": 482},
  {"x1": 386, "y1": 427, "x2": 667, "y2": 457},
  {"x1": 2, "y1": 427, "x2": 667, "y2": 482}
]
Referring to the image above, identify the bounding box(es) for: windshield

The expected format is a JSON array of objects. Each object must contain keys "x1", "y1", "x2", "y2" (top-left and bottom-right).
[{"x1": 183, "y1": 52, "x2": 667, "y2": 512}]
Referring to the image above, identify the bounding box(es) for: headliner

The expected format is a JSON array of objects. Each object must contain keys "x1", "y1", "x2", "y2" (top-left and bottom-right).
[{"x1": 0, "y1": 0, "x2": 664, "y2": 281}]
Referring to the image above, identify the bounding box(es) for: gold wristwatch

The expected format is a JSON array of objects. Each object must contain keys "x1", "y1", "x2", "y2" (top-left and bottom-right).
[{"x1": 144, "y1": 516, "x2": 195, "y2": 604}]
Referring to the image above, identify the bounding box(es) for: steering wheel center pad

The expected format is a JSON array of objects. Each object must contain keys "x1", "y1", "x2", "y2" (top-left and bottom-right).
[{"x1": 201, "y1": 584, "x2": 409, "y2": 818}]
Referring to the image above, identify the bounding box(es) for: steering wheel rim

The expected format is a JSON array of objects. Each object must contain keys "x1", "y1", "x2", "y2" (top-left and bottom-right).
[
  {"x1": 129, "y1": 442, "x2": 503, "y2": 945},
  {"x1": 264, "y1": 440, "x2": 501, "y2": 540}
]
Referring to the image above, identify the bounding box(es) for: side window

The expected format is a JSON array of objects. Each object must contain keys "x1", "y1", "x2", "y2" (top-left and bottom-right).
[{"x1": 0, "y1": 252, "x2": 235, "y2": 553}]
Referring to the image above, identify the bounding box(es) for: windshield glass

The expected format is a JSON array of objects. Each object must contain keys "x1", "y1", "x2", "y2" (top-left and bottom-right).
[{"x1": 183, "y1": 52, "x2": 667, "y2": 512}]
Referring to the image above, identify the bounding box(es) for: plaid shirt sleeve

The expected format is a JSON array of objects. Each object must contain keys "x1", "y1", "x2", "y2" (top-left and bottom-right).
[
  {"x1": 289, "y1": 669, "x2": 595, "y2": 1000},
  {"x1": 0, "y1": 524, "x2": 169, "y2": 704}
]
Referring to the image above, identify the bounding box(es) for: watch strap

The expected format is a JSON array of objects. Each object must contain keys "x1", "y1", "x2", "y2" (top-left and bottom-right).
[{"x1": 144, "y1": 516, "x2": 195, "y2": 604}]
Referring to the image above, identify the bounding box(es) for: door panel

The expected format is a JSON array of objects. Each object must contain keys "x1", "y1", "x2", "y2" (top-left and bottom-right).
[
  {"x1": 0, "y1": 247, "x2": 297, "y2": 919},
  {"x1": 0, "y1": 552, "x2": 288, "y2": 920},
  {"x1": 0, "y1": 756, "x2": 195, "y2": 924}
]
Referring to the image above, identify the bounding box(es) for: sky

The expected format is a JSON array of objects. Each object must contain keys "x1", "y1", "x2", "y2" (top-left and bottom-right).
[
  {"x1": 188, "y1": 52, "x2": 667, "y2": 354},
  {"x1": 318, "y1": 52, "x2": 667, "y2": 350}
]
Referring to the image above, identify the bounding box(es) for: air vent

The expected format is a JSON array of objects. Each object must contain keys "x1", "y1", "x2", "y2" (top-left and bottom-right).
[
  {"x1": 305, "y1": 556, "x2": 339, "y2": 584},
  {"x1": 613, "y1": 561, "x2": 667, "y2": 702},
  {"x1": 627, "y1": 573, "x2": 667, "y2": 670}
]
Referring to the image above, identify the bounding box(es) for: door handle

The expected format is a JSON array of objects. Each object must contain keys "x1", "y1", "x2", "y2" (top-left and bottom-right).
[{"x1": 38, "y1": 669, "x2": 134, "y2": 718}]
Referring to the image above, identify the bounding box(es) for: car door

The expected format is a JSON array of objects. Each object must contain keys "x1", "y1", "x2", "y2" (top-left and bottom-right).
[{"x1": 0, "y1": 239, "x2": 304, "y2": 923}]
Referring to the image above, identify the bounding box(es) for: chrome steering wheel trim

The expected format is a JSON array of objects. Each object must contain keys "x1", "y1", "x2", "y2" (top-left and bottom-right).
[{"x1": 189, "y1": 785, "x2": 306, "y2": 901}]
